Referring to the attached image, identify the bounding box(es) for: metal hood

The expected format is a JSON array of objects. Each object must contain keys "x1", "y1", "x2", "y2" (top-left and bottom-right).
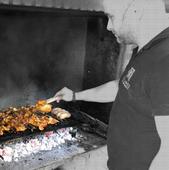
[
  {"x1": 0, "y1": 0, "x2": 104, "y2": 12},
  {"x1": 0, "y1": 0, "x2": 169, "y2": 13}
]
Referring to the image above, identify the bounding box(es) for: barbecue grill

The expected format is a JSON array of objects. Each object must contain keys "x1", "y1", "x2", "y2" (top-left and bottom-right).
[
  {"x1": 0, "y1": 1, "x2": 117, "y2": 169},
  {"x1": 0, "y1": 103, "x2": 108, "y2": 169}
]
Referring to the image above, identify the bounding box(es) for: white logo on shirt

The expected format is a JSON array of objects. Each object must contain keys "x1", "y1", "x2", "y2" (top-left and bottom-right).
[{"x1": 122, "y1": 67, "x2": 135, "y2": 89}]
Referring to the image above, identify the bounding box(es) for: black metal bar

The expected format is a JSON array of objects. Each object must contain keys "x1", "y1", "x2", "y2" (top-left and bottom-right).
[{"x1": 0, "y1": 4, "x2": 105, "y2": 17}]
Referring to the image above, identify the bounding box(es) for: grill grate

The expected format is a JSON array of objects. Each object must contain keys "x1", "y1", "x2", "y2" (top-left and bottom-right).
[{"x1": 0, "y1": 109, "x2": 107, "y2": 144}]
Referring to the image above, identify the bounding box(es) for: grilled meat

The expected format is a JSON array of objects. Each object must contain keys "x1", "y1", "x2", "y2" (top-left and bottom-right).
[
  {"x1": 35, "y1": 100, "x2": 52, "y2": 113},
  {"x1": 0, "y1": 99, "x2": 71, "y2": 136},
  {"x1": 0, "y1": 105, "x2": 58, "y2": 136},
  {"x1": 51, "y1": 108, "x2": 71, "y2": 120}
]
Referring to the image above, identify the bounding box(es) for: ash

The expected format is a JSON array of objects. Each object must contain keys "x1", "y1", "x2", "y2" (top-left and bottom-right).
[{"x1": 0, "y1": 127, "x2": 84, "y2": 162}]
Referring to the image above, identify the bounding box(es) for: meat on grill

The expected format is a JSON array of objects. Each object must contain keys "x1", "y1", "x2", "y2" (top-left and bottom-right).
[
  {"x1": 52, "y1": 108, "x2": 71, "y2": 120},
  {"x1": 35, "y1": 100, "x2": 52, "y2": 113},
  {"x1": 0, "y1": 100, "x2": 71, "y2": 136},
  {"x1": 0, "y1": 106, "x2": 58, "y2": 135}
]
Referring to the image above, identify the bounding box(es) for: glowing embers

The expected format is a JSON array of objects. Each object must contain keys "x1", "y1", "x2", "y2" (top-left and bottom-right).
[{"x1": 0, "y1": 127, "x2": 83, "y2": 162}]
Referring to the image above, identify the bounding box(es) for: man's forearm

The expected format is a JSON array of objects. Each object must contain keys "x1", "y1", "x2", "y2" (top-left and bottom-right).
[
  {"x1": 149, "y1": 144, "x2": 169, "y2": 170},
  {"x1": 75, "y1": 80, "x2": 119, "y2": 103}
]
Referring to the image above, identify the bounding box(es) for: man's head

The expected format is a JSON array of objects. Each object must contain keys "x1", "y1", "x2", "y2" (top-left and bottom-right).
[{"x1": 103, "y1": 0, "x2": 167, "y2": 44}]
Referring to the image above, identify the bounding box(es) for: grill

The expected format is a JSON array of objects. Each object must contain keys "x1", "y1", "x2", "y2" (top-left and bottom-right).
[
  {"x1": 0, "y1": 4, "x2": 113, "y2": 169},
  {"x1": 0, "y1": 103, "x2": 108, "y2": 169},
  {"x1": 0, "y1": 104, "x2": 107, "y2": 142}
]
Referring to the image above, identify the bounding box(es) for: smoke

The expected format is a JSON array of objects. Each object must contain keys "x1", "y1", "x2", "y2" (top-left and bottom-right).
[
  {"x1": 0, "y1": 59, "x2": 49, "y2": 108},
  {"x1": 0, "y1": 12, "x2": 86, "y2": 109}
]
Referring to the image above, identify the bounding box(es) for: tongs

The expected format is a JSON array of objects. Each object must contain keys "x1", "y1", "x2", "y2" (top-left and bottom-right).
[
  {"x1": 46, "y1": 97, "x2": 56, "y2": 104},
  {"x1": 46, "y1": 94, "x2": 63, "y2": 104}
]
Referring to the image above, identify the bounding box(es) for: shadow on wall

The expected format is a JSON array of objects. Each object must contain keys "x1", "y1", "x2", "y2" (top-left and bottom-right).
[{"x1": 0, "y1": 10, "x2": 87, "y2": 108}]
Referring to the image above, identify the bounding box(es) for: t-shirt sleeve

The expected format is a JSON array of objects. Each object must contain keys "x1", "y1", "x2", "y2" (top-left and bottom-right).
[{"x1": 149, "y1": 57, "x2": 169, "y2": 116}]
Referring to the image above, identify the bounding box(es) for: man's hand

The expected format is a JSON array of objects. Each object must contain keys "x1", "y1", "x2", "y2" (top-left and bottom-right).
[
  {"x1": 47, "y1": 80, "x2": 119, "y2": 104},
  {"x1": 53, "y1": 87, "x2": 73, "y2": 103}
]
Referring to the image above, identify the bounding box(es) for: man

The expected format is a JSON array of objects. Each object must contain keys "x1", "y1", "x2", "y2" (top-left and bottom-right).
[{"x1": 49, "y1": 0, "x2": 169, "y2": 169}]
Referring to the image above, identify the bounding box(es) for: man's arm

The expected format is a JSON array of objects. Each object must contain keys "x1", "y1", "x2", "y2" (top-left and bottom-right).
[
  {"x1": 76, "y1": 80, "x2": 119, "y2": 103},
  {"x1": 51, "y1": 80, "x2": 119, "y2": 103},
  {"x1": 149, "y1": 116, "x2": 169, "y2": 170}
]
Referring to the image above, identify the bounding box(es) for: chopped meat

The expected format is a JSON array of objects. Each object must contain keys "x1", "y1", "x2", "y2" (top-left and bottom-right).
[
  {"x1": 35, "y1": 100, "x2": 52, "y2": 113},
  {"x1": 52, "y1": 108, "x2": 71, "y2": 120},
  {"x1": 0, "y1": 104, "x2": 59, "y2": 135}
]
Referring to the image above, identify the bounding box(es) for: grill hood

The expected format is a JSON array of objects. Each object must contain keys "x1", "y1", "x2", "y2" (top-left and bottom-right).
[{"x1": 0, "y1": 0, "x2": 104, "y2": 12}]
